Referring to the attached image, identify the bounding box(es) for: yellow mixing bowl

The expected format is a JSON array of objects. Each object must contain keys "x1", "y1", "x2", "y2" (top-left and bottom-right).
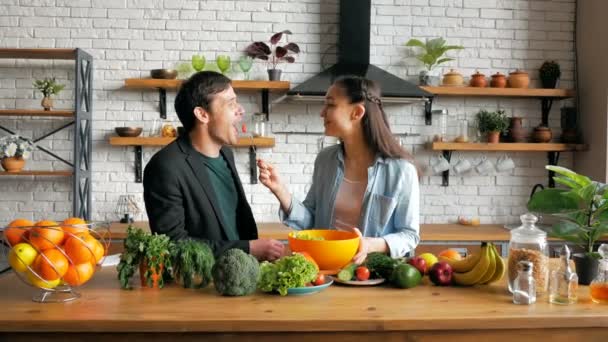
[{"x1": 288, "y1": 229, "x2": 360, "y2": 271}]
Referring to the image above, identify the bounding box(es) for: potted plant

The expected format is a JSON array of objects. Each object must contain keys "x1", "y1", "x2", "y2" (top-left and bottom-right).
[
  {"x1": 33, "y1": 77, "x2": 65, "y2": 111},
  {"x1": 475, "y1": 109, "x2": 509, "y2": 143},
  {"x1": 171, "y1": 239, "x2": 215, "y2": 289},
  {"x1": 539, "y1": 60, "x2": 561, "y2": 88},
  {"x1": 405, "y1": 37, "x2": 464, "y2": 86},
  {"x1": 528, "y1": 165, "x2": 608, "y2": 285},
  {"x1": 117, "y1": 226, "x2": 174, "y2": 289},
  {"x1": 245, "y1": 30, "x2": 300, "y2": 81},
  {"x1": 0, "y1": 135, "x2": 36, "y2": 172}
]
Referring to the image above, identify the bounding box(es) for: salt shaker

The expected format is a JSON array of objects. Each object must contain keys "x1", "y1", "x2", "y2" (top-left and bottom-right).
[
  {"x1": 549, "y1": 245, "x2": 578, "y2": 305},
  {"x1": 513, "y1": 260, "x2": 536, "y2": 305}
]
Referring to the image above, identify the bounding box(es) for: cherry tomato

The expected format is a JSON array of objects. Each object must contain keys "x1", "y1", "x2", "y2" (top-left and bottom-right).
[
  {"x1": 313, "y1": 273, "x2": 325, "y2": 286},
  {"x1": 356, "y1": 266, "x2": 370, "y2": 281}
]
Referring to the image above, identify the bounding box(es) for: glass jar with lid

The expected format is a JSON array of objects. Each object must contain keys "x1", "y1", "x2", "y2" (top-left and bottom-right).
[
  {"x1": 508, "y1": 213, "x2": 549, "y2": 295},
  {"x1": 590, "y1": 244, "x2": 608, "y2": 304}
]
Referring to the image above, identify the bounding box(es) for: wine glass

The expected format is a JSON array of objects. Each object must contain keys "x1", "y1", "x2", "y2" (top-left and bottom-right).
[
  {"x1": 216, "y1": 55, "x2": 231, "y2": 75},
  {"x1": 238, "y1": 56, "x2": 253, "y2": 80},
  {"x1": 192, "y1": 55, "x2": 206, "y2": 72}
]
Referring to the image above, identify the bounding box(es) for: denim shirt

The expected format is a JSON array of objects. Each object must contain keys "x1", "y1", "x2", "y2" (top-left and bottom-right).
[{"x1": 280, "y1": 144, "x2": 420, "y2": 258}]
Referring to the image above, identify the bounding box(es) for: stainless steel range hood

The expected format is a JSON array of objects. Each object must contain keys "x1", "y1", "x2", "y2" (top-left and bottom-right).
[{"x1": 286, "y1": 0, "x2": 432, "y2": 103}]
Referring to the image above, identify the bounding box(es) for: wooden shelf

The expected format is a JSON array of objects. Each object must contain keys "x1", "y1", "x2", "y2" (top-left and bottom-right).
[
  {"x1": 0, "y1": 109, "x2": 74, "y2": 117},
  {"x1": 0, "y1": 171, "x2": 72, "y2": 176},
  {"x1": 124, "y1": 78, "x2": 290, "y2": 91},
  {"x1": 109, "y1": 136, "x2": 275, "y2": 148},
  {"x1": 421, "y1": 86, "x2": 575, "y2": 98},
  {"x1": 0, "y1": 48, "x2": 77, "y2": 60},
  {"x1": 431, "y1": 142, "x2": 588, "y2": 152}
]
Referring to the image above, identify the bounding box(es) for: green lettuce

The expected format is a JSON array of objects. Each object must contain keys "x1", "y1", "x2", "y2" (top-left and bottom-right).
[{"x1": 257, "y1": 254, "x2": 317, "y2": 296}]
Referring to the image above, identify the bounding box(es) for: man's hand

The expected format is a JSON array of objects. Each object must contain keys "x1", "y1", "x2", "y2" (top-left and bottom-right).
[{"x1": 249, "y1": 239, "x2": 285, "y2": 262}]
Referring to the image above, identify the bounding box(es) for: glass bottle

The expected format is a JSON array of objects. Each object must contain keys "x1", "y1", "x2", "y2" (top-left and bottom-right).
[
  {"x1": 253, "y1": 112, "x2": 267, "y2": 137},
  {"x1": 590, "y1": 244, "x2": 608, "y2": 304},
  {"x1": 455, "y1": 119, "x2": 469, "y2": 142},
  {"x1": 507, "y1": 213, "x2": 548, "y2": 295},
  {"x1": 513, "y1": 261, "x2": 536, "y2": 304},
  {"x1": 549, "y1": 245, "x2": 578, "y2": 304}
]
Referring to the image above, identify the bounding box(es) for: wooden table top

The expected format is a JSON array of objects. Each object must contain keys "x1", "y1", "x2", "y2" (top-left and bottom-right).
[
  {"x1": 107, "y1": 222, "x2": 514, "y2": 241},
  {"x1": 0, "y1": 266, "x2": 606, "y2": 333}
]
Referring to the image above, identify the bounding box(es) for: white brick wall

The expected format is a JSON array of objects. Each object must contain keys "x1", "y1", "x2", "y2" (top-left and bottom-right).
[{"x1": 0, "y1": 0, "x2": 575, "y2": 227}]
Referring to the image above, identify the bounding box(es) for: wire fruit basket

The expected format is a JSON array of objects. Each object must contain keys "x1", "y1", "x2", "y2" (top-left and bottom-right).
[{"x1": 2, "y1": 218, "x2": 111, "y2": 303}]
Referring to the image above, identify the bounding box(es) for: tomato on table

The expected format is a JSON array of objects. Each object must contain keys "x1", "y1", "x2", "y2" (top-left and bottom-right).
[{"x1": 355, "y1": 266, "x2": 370, "y2": 281}]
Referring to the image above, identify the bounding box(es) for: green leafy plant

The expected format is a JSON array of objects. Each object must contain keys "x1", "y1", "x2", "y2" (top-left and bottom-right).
[
  {"x1": 405, "y1": 37, "x2": 464, "y2": 71},
  {"x1": 527, "y1": 165, "x2": 608, "y2": 255},
  {"x1": 539, "y1": 60, "x2": 561, "y2": 81},
  {"x1": 0, "y1": 135, "x2": 36, "y2": 159},
  {"x1": 117, "y1": 226, "x2": 174, "y2": 289},
  {"x1": 172, "y1": 239, "x2": 215, "y2": 289},
  {"x1": 33, "y1": 77, "x2": 65, "y2": 97},
  {"x1": 475, "y1": 109, "x2": 509, "y2": 134}
]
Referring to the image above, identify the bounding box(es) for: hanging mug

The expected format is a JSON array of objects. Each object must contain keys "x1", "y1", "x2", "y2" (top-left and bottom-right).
[
  {"x1": 431, "y1": 154, "x2": 451, "y2": 174},
  {"x1": 453, "y1": 156, "x2": 473, "y2": 174},
  {"x1": 475, "y1": 156, "x2": 495, "y2": 175},
  {"x1": 496, "y1": 154, "x2": 515, "y2": 172}
]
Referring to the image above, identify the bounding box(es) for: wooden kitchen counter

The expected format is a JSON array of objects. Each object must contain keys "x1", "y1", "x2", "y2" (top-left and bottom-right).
[
  {"x1": 0, "y1": 266, "x2": 606, "y2": 341},
  {"x1": 107, "y1": 221, "x2": 513, "y2": 241}
]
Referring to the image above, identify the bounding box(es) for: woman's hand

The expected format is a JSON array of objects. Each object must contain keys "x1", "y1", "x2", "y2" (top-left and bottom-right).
[
  {"x1": 257, "y1": 159, "x2": 284, "y2": 194},
  {"x1": 352, "y1": 228, "x2": 369, "y2": 265}
]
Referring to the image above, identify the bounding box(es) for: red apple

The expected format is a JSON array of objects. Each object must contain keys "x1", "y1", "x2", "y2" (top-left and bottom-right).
[
  {"x1": 428, "y1": 261, "x2": 453, "y2": 286},
  {"x1": 407, "y1": 256, "x2": 427, "y2": 275}
]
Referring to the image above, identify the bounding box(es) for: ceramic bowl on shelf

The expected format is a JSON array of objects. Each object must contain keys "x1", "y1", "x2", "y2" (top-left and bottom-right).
[
  {"x1": 150, "y1": 69, "x2": 178, "y2": 79},
  {"x1": 115, "y1": 127, "x2": 143, "y2": 137}
]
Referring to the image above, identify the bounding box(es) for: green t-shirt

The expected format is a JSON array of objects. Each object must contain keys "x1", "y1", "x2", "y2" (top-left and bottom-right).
[{"x1": 198, "y1": 152, "x2": 240, "y2": 241}]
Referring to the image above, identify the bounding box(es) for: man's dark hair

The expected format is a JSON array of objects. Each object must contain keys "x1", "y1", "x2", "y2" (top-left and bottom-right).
[{"x1": 174, "y1": 71, "x2": 231, "y2": 133}]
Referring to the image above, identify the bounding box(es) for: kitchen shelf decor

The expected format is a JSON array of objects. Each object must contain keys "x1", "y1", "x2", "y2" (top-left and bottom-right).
[
  {"x1": 123, "y1": 78, "x2": 290, "y2": 119},
  {"x1": 0, "y1": 48, "x2": 93, "y2": 219},
  {"x1": 421, "y1": 86, "x2": 575, "y2": 126},
  {"x1": 109, "y1": 136, "x2": 275, "y2": 183},
  {"x1": 430, "y1": 142, "x2": 588, "y2": 187}
]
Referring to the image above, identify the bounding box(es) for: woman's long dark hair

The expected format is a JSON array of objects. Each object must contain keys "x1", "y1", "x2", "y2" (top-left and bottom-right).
[{"x1": 333, "y1": 76, "x2": 418, "y2": 170}]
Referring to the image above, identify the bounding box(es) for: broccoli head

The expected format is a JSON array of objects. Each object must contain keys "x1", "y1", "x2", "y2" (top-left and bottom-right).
[{"x1": 212, "y1": 248, "x2": 259, "y2": 296}]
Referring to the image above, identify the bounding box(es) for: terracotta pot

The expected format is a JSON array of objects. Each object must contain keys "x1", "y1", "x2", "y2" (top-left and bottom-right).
[
  {"x1": 469, "y1": 70, "x2": 487, "y2": 87},
  {"x1": 41, "y1": 97, "x2": 53, "y2": 111},
  {"x1": 486, "y1": 131, "x2": 500, "y2": 143},
  {"x1": 532, "y1": 126, "x2": 552, "y2": 143},
  {"x1": 508, "y1": 69, "x2": 530, "y2": 88},
  {"x1": 1, "y1": 156, "x2": 25, "y2": 172},
  {"x1": 508, "y1": 117, "x2": 527, "y2": 142},
  {"x1": 442, "y1": 69, "x2": 464, "y2": 86},
  {"x1": 490, "y1": 72, "x2": 507, "y2": 88},
  {"x1": 139, "y1": 259, "x2": 164, "y2": 289}
]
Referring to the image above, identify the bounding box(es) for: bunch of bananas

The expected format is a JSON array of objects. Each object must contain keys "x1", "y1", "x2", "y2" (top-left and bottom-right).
[{"x1": 441, "y1": 242, "x2": 505, "y2": 286}]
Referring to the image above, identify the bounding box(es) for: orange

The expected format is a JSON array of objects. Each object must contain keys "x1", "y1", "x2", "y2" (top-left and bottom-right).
[
  {"x1": 91, "y1": 239, "x2": 105, "y2": 265},
  {"x1": 61, "y1": 217, "x2": 89, "y2": 239},
  {"x1": 33, "y1": 248, "x2": 69, "y2": 281},
  {"x1": 64, "y1": 233, "x2": 97, "y2": 264},
  {"x1": 438, "y1": 249, "x2": 463, "y2": 261},
  {"x1": 63, "y1": 262, "x2": 94, "y2": 286},
  {"x1": 4, "y1": 218, "x2": 34, "y2": 246},
  {"x1": 29, "y1": 220, "x2": 64, "y2": 251}
]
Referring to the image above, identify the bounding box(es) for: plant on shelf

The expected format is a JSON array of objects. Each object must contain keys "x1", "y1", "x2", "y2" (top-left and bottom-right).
[
  {"x1": 0, "y1": 135, "x2": 36, "y2": 173},
  {"x1": 475, "y1": 109, "x2": 509, "y2": 143},
  {"x1": 405, "y1": 37, "x2": 464, "y2": 86},
  {"x1": 539, "y1": 60, "x2": 561, "y2": 88},
  {"x1": 172, "y1": 239, "x2": 215, "y2": 289},
  {"x1": 33, "y1": 77, "x2": 65, "y2": 111},
  {"x1": 117, "y1": 226, "x2": 174, "y2": 289},
  {"x1": 245, "y1": 30, "x2": 300, "y2": 81},
  {"x1": 528, "y1": 165, "x2": 608, "y2": 284}
]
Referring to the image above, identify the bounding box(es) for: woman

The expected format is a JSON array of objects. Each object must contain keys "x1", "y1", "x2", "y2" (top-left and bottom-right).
[{"x1": 257, "y1": 76, "x2": 420, "y2": 263}]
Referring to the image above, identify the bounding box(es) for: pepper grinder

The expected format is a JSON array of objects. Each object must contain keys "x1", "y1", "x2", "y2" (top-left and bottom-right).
[{"x1": 549, "y1": 245, "x2": 578, "y2": 305}]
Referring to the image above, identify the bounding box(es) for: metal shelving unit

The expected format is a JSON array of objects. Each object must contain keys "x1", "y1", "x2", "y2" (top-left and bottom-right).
[{"x1": 0, "y1": 48, "x2": 93, "y2": 220}]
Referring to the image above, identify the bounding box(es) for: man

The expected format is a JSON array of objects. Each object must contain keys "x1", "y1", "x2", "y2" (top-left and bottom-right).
[{"x1": 143, "y1": 71, "x2": 284, "y2": 261}]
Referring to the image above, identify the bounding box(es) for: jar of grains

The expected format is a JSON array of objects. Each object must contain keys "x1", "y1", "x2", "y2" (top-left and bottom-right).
[{"x1": 508, "y1": 213, "x2": 549, "y2": 295}]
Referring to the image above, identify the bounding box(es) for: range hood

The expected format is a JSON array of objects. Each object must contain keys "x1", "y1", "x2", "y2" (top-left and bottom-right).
[{"x1": 287, "y1": 0, "x2": 432, "y2": 103}]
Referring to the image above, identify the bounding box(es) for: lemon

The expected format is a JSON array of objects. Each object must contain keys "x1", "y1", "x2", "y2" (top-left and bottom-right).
[
  {"x1": 26, "y1": 271, "x2": 61, "y2": 289},
  {"x1": 418, "y1": 253, "x2": 439, "y2": 271},
  {"x1": 8, "y1": 243, "x2": 38, "y2": 273}
]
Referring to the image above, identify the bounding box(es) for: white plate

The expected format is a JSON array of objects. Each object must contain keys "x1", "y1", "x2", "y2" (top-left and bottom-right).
[{"x1": 330, "y1": 276, "x2": 386, "y2": 286}]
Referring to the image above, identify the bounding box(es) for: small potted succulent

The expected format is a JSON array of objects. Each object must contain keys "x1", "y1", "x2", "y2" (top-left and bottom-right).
[
  {"x1": 245, "y1": 30, "x2": 300, "y2": 81},
  {"x1": 405, "y1": 37, "x2": 464, "y2": 86},
  {"x1": 33, "y1": 77, "x2": 65, "y2": 111},
  {"x1": 539, "y1": 60, "x2": 561, "y2": 88},
  {"x1": 475, "y1": 109, "x2": 509, "y2": 143},
  {"x1": 0, "y1": 135, "x2": 36, "y2": 172}
]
